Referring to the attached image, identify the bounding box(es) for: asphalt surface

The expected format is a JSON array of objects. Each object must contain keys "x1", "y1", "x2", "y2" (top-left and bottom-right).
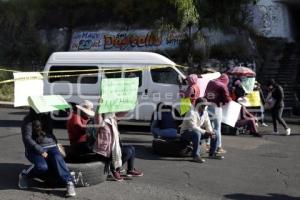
[{"x1": 0, "y1": 107, "x2": 300, "y2": 200}]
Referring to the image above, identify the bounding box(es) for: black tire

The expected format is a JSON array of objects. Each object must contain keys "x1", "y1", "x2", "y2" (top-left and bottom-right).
[
  {"x1": 67, "y1": 161, "x2": 107, "y2": 187},
  {"x1": 221, "y1": 123, "x2": 238, "y2": 135},
  {"x1": 152, "y1": 138, "x2": 192, "y2": 157},
  {"x1": 63, "y1": 145, "x2": 107, "y2": 187}
]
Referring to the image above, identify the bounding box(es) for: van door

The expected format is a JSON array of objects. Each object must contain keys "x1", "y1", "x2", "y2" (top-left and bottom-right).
[
  {"x1": 123, "y1": 69, "x2": 148, "y2": 121},
  {"x1": 141, "y1": 66, "x2": 184, "y2": 121}
]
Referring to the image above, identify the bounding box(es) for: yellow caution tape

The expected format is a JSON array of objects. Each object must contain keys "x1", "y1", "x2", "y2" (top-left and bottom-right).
[{"x1": 0, "y1": 64, "x2": 188, "y2": 85}]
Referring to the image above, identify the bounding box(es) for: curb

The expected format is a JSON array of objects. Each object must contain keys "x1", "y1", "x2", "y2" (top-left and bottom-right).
[{"x1": 0, "y1": 101, "x2": 14, "y2": 108}]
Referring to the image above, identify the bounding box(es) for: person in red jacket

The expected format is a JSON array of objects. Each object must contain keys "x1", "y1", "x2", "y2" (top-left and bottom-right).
[
  {"x1": 204, "y1": 74, "x2": 232, "y2": 154},
  {"x1": 67, "y1": 100, "x2": 95, "y2": 155}
]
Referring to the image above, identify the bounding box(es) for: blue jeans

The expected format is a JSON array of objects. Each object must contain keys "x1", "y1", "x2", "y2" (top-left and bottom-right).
[
  {"x1": 111, "y1": 145, "x2": 136, "y2": 171},
  {"x1": 152, "y1": 128, "x2": 177, "y2": 138},
  {"x1": 181, "y1": 130, "x2": 218, "y2": 158},
  {"x1": 151, "y1": 120, "x2": 177, "y2": 138},
  {"x1": 121, "y1": 145, "x2": 135, "y2": 171},
  {"x1": 25, "y1": 146, "x2": 73, "y2": 185},
  {"x1": 207, "y1": 105, "x2": 222, "y2": 148}
]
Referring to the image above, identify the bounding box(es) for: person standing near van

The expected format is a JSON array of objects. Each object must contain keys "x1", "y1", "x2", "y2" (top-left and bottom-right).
[
  {"x1": 67, "y1": 100, "x2": 95, "y2": 155},
  {"x1": 204, "y1": 74, "x2": 232, "y2": 154},
  {"x1": 267, "y1": 79, "x2": 291, "y2": 135},
  {"x1": 180, "y1": 74, "x2": 200, "y2": 106},
  {"x1": 19, "y1": 109, "x2": 76, "y2": 197}
]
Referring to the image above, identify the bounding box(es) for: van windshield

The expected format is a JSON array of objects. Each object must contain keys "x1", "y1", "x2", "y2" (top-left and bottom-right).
[
  {"x1": 48, "y1": 66, "x2": 98, "y2": 84},
  {"x1": 150, "y1": 67, "x2": 178, "y2": 85}
]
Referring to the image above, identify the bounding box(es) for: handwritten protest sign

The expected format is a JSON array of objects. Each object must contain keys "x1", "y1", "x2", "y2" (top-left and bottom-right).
[
  {"x1": 98, "y1": 78, "x2": 139, "y2": 113},
  {"x1": 197, "y1": 72, "x2": 221, "y2": 97},
  {"x1": 241, "y1": 77, "x2": 255, "y2": 93},
  {"x1": 222, "y1": 101, "x2": 241, "y2": 127},
  {"x1": 180, "y1": 98, "x2": 191, "y2": 115},
  {"x1": 28, "y1": 95, "x2": 70, "y2": 113},
  {"x1": 238, "y1": 91, "x2": 261, "y2": 107},
  {"x1": 14, "y1": 72, "x2": 43, "y2": 107}
]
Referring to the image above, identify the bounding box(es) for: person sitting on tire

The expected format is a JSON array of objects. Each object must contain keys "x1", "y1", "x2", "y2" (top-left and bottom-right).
[
  {"x1": 93, "y1": 112, "x2": 143, "y2": 182},
  {"x1": 180, "y1": 97, "x2": 224, "y2": 163},
  {"x1": 18, "y1": 109, "x2": 76, "y2": 197},
  {"x1": 67, "y1": 100, "x2": 95, "y2": 155},
  {"x1": 235, "y1": 105, "x2": 262, "y2": 137},
  {"x1": 150, "y1": 103, "x2": 181, "y2": 139}
]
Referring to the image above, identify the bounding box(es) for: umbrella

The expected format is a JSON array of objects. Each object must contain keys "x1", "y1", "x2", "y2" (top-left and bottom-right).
[{"x1": 227, "y1": 66, "x2": 256, "y2": 77}]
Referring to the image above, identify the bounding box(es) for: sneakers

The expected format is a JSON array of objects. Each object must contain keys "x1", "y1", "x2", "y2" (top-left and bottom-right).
[
  {"x1": 18, "y1": 170, "x2": 28, "y2": 189},
  {"x1": 127, "y1": 168, "x2": 144, "y2": 177},
  {"x1": 111, "y1": 170, "x2": 124, "y2": 182},
  {"x1": 216, "y1": 147, "x2": 227, "y2": 154},
  {"x1": 192, "y1": 156, "x2": 205, "y2": 163},
  {"x1": 209, "y1": 154, "x2": 224, "y2": 160},
  {"x1": 286, "y1": 128, "x2": 291, "y2": 136},
  {"x1": 261, "y1": 123, "x2": 268, "y2": 127},
  {"x1": 66, "y1": 181, "x2": 76, "y2": 197},
  {"x1": 273, "y1": 131, "x2": 279, "y2": 134}
]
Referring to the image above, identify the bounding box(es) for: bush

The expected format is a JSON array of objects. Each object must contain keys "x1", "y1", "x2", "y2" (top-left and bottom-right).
[{"x1": 0, "y1": 71, "x2": 13, "y2": 101}]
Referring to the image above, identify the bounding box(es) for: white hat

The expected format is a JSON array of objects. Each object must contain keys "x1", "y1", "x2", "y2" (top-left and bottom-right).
[{"x1": 76, "y1": 100, "x2": 95, "y2": 117}]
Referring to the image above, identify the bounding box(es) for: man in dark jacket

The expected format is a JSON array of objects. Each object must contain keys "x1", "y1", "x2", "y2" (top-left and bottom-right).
[
  {"x1": 19, "y1": 108, "x2": 76, "y2": 197},
  {"x1": 267, "y1": 79, "x2": 291, "y2": 135}
]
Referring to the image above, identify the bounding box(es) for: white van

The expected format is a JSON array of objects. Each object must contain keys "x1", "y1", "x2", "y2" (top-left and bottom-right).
[{"x1": 43, "y1": 51, "x2": 187, "y2": 122}]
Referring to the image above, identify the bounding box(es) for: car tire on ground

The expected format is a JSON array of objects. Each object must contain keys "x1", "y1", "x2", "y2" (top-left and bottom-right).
[
  {"x1": 152, "y1": 138, "x2": 192, "y2": 157},
  {"x1": 66, "y1": 161, "x2": 107, "y2": 187},
  {"x1": 63, "y1": 145, "x2": 107, "y2": 187},
  {"x1": 221, "y1": 123, "x2": 240, "y2": 135}
]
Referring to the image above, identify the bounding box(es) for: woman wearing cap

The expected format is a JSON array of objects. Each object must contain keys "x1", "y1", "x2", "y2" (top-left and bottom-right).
[{"x1": 67, "y1": 100, "x2": 95, "y2": 155}]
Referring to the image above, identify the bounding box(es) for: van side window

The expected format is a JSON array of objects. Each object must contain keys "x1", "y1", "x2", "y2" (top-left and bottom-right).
[
  {"x1": 48, "y1": 66, "x2": 98, "y2": 84},
  {"x1": 125, "y1": 71, "x2": 142, "y2": 87},
  {"x1": 151, "y1": 67, "x2": 178, "y2": 85},
  {"x1": 104, "y1": 69, "x2": 122, "y2": 78}
]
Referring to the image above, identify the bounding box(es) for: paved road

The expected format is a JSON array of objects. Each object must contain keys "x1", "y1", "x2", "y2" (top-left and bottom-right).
[{"x1": 0, "y1": 107, "x2": 299, "y2": 200}]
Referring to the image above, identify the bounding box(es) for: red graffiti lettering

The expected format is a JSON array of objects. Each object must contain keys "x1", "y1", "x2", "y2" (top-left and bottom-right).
[{"x1": 103, "y1": 32, "x2": 162, "y2": 50}]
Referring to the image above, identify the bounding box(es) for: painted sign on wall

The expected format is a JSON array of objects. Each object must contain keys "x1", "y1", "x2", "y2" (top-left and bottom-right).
[{"x1": 70, "y1": 30, "x2": 186, "y2": 51}]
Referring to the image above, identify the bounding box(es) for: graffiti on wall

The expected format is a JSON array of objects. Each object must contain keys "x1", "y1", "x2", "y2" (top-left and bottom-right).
[
  {"x1": 70, "y1": 30, "x2": 186, "y2": 51},
  {"x1": 257, "y1": 4, "x2": 281, "y2": 36},
  {"x1": 249, "y1": 2, "x2": 282, "y2": 37}
]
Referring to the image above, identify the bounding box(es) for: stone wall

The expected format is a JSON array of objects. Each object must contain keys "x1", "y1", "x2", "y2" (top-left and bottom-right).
[{"x1": 249, "y1": 0, "x2": 293, "y2": 41}]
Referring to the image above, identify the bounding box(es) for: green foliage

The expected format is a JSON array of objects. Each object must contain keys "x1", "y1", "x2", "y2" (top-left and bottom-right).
[
  {"x1": 196, "y1": 0, "x2": 254, "y2": 29},
  {"x1": 0, "y1": 71, "x2": 13, "y2": 101},
  {"x1": 0, "y1": 0, "x2": 256, "y2": 67},
  {"x1": 0, "y1": 0, "x2": 51, "y2": 66},
  {"x1": 171, "y1": 0, "x2": 199, "y2": 28}
]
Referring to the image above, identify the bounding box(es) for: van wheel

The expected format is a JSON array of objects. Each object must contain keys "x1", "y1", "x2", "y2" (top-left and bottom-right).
[{"x1": 152, "y1": 138, "x2": 192, "y2": 157}]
